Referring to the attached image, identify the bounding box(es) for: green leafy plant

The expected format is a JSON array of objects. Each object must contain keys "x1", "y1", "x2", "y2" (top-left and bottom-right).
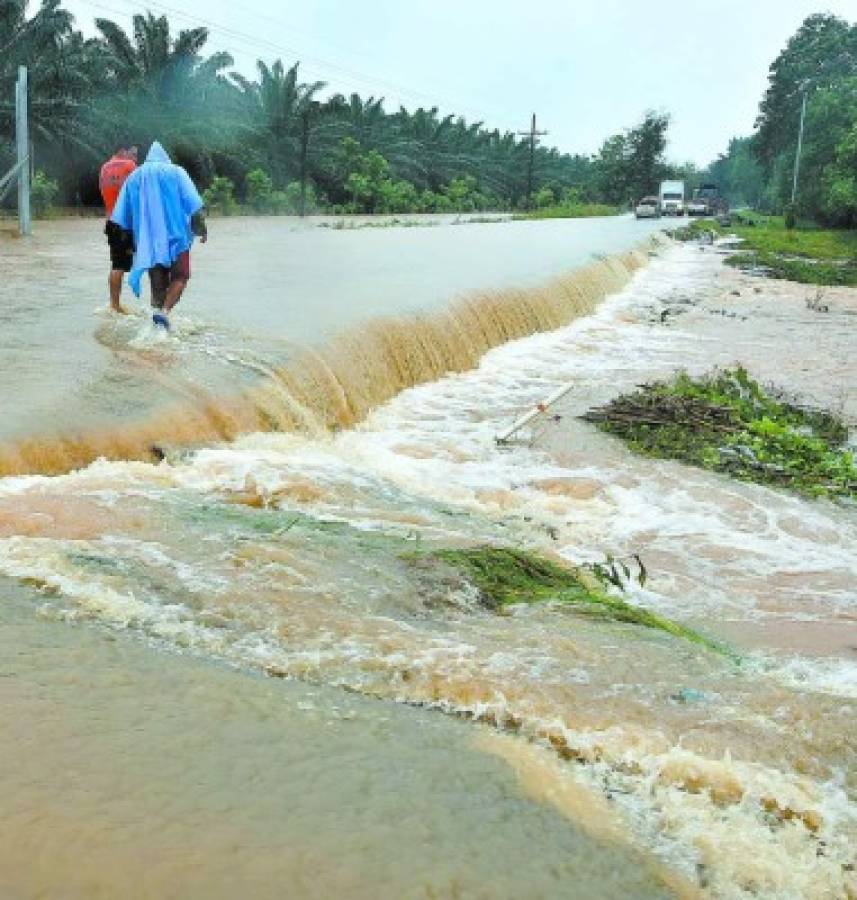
[
  {"x1": 583, "y1": 367, "x2": 856, "y2": 500},
  {"x1": 202, "y1": 175, "x2": 237, "y2": 215},
  {"x1": 244, "y1": 168, "x2": 275, "y2": 212},
  {"x1": 584, "y1": 553, "x2": 648, "y2": 592},
  {"x1": 419, "y1": 547, "x2": 724, "y2": 652},
  {"x1": 30, "y1": 170, "x2": 59, "y2": 218}
]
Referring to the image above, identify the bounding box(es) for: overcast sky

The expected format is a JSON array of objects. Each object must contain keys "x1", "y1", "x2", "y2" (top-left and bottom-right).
[{"x1": 62, "y1": 0, "x2": 855, "y2": 165}]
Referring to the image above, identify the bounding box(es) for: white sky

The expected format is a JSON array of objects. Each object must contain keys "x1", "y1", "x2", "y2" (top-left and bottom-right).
[{"x1": 62, "y1": 0, "x2": 856, "y2": 165}]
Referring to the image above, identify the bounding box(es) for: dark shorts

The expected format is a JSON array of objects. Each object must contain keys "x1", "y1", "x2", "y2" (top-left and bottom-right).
[
  {"x1": 105, "y1": 220, "x2": 133, "y2": 273},
  {"x1": 148, "y1": 252, "x2": 191, "y2": 308}
]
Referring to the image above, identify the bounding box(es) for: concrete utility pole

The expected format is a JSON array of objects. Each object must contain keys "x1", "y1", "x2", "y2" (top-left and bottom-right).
[
  {"x1": 790, "y1": 83, "x2": 810, "y2": 206},
  {"x1": 16, "y1": 65, "x2": 31, "y2": 235},
  {"x1": 517, "y1": 113, "x2": 548, "y2": 210}
]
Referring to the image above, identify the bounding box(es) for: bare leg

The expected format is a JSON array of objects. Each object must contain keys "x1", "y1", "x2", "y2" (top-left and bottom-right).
[
  {"x1": 164, "y1": 278, "x2": 188, "y2": 313},
  {"x1": 149, "y1": 266, "x2": 169, "y2": 310},
  {"x1": 108, "y1": 270, "x2": 127, "y2": 313}
]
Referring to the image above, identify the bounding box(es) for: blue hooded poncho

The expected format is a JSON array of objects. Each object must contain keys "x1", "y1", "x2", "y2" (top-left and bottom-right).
[{"x1": 110, "y1": 142, "x2": 204, "y2": 296}]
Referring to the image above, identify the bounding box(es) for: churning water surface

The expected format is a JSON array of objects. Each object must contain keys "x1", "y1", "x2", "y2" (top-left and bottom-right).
[{"x1": 1, "y1": 221, "x2": 855, "y2": 898}]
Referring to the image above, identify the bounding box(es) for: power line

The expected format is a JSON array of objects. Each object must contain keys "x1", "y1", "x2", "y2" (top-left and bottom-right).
[{"x1": 72, "y1": 0, "x2": 511, "y2": 127}]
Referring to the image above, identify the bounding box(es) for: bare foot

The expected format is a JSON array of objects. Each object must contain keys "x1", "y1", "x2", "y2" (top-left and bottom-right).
[{"x1": 109, "y1": 303, "x2": 130, "y2": 315}]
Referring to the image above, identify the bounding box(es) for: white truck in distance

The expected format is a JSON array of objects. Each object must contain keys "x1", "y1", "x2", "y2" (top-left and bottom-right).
[{"x1": 659, "y1": 180, "x2": 685, "y2": 216}]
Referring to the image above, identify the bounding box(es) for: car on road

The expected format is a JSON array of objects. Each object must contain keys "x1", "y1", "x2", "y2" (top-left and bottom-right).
[
  {"x1": 635, "y1": 196, "x2": 661, "y2": 219},
  {"x1": 687, "y1": 197, "x2": 709, "y2": 216}
]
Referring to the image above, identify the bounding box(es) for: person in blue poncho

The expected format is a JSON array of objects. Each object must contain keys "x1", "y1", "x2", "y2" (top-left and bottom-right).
[{"x1": 110, "y1": 141, "x2": 208, "y2": 329}]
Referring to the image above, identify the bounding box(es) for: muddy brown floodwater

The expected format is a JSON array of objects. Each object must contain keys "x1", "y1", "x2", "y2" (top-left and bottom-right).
[{"x1": 0, "y1": 224, "x2": 855, "y2": 898}]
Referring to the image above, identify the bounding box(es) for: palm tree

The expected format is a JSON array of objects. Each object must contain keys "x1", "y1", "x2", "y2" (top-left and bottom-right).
[
  {"x1": 1, "y1": 0, "x2": 107, "y2": 196},
  {"x1": 232, "y1": 59, "x2": 325, "y2": 185},
  {"x1": 95, "y1": 13, "x2": 231, "y2": 99},
  {"x1": 92, "y1": 12, "x2": 239, "y2": 180}
]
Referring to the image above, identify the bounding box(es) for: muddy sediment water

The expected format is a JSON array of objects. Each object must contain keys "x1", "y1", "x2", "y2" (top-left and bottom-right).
[
  {"x1": 1, "y1": 586, "x2": 677, "y2": 900},
  {"x1": 0, "y1": 214, "x2": 666, "y2": 444},
  {"x1": 1, "y1": 224, "x2": 856, "y2": 898}
]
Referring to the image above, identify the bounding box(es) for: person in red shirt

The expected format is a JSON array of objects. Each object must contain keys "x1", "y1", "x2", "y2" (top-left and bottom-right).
[{"x1": 99, "y1": 142, "x2": 138, "y2": 313}]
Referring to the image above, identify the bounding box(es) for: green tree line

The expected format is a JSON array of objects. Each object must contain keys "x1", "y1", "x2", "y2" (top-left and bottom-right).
[
  {"x1": 709, "y1": 13, "x2": 857, "y2": 226},
  {"x1": 1, "y1": 0, "x2": 682, "y2": 215}
]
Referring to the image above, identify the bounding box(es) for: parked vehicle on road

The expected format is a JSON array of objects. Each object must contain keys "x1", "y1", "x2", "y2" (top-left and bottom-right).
[
  {"x1": 687, "y1": 195, "x2": 709, "y2": 216},
  {"x1": 688, "y1": 183, "x2": 726, "y2": 216},
  {"x1": 635, "y1": 196, "x2": 661, "y2": 219},
  {"x1": 659, "y1": 180, "x2": 685, "y2": 216}
]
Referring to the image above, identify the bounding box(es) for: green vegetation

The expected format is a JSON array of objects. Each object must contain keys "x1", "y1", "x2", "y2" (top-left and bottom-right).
[
  {"x1": 711, "y1": 14, "x2": 857, "y2": 226},
  {"x1": 201, "y1": 175, "x2": 238, "y2": 215},
  {"x1": 676, "y1": 215, "x2": 857, "y2": 286},
  {"x1": 30, "y1": 170, "x2": 58, "y2": 217},
  {"x1": 727, "y1": 251, "x2": 857, "y2": 287},
  {"x1": 516, "y1": 202, "x2": 621, "y2": 220},
  {"x1": 1, "y1": 2, "x2": 687, "y2": 216},
  {"x1": 584, "y1": 367, "x2": 856, "y2": 501},
  {"x1": 426, "y1": 547, "x2": 722, "y2": 651}
]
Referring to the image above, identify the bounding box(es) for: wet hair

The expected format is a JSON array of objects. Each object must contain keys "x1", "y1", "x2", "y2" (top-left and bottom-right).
[{"x1": 114, "y1": 139, "x2": 138, "y2": 154}]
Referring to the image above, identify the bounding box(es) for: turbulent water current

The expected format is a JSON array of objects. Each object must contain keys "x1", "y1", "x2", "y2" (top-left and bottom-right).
[{"x1": 1, "y1": 219, "x2": 855, "y2": 898}]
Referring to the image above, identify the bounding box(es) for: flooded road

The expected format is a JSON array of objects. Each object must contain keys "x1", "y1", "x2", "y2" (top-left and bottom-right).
[{"x1": 1, "y1": 229, "x2": 855, "y2": 898}]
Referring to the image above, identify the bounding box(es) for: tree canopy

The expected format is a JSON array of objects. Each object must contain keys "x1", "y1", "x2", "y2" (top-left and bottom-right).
[
  {"x1": 712, "y1": 12, "x2": 857, "y2": 225},
  {"x1": 2, "y1": 0, "x2": 685, "y2": 213}
]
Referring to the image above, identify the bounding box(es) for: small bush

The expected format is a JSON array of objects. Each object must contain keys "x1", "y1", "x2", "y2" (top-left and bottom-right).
[
  {"x1": 533, "y1": 186, "x2": 555, "y2": 208},
  {"x1": 31, "y1": 171, "x2": 59, "y2": 218},
  {"x1": 278, "y1": 181, "x2": 317, "y2": 214},
  {"x1": 244, "y1": 168, "x2": 275, "y2": 212},
  {"x1": 202, "y1": 176, "x2": 237, "y2": 215}
]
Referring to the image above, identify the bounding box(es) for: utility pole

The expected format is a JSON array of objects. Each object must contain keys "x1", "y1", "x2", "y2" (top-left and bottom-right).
[
  {"x1": 790, "y1": 84, "x2": 809, "y2": 206},
  {"x1": 299, "y1": 102, "x2": 321, "y2": 218},
  {"x1": 517, "y1": 113, "x2": 548, "y2": 210},
  {"x1": 298, "y1": 109, "x2": 310, "y2": 217},
  {"x1": 16, "y1": 65, "x2": 31, "y2": 236}
]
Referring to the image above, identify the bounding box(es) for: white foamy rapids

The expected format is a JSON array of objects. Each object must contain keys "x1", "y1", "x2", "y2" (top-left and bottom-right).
[
  {"x1": 755, "y1": 653, "x2": 857, "y2": 700},
  {"x1": 169, "y1": 244, "x2": 857, "y2": 645}
]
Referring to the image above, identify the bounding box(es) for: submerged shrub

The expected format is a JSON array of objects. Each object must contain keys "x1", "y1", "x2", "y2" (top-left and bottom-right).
[
  {"x1": 245, "y1": 168, "x2": 275, "y2": 212},
  {"x1": 417, "y1": 547, "x2": 724, "y2": 652},
  {"x1": 31, "y1": 171, "x2": 59, "y2": 218},
  {"x1": 202, "y1": 176, "x2": 237, "y2": 215}
]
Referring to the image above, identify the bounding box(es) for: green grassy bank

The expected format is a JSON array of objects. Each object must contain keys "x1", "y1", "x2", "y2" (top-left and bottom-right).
[{"x1": 676, "y1": 214, "x2": 857, "y2": 286}]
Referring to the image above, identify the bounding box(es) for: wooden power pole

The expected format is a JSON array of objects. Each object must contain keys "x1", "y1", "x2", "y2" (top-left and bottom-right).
[
  {"x1": 517, "y1": 113, "x2": 547, "y2": 210},
  {"x1": 298, "y1": 108, "x2": 310, "y2": 218},
  {"x1": 298, "y1": 101, "x2": 322, "y2": 218}
]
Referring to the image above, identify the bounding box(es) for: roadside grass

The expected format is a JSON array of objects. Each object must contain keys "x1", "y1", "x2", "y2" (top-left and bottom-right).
[
  {"x1": 515, "y1": 203, "x2": 623, "y2": 220},
  {"x1": 421, "y1": 546, "x2": 726, "y2": 653},
  {"x1": 675, "y1": 214, "x2": 857, "y2": 286},
  {"x1": 583, "y1": 366, "x2": 857, "y2": 501},
  {"x1": 725, "y1": 251, "x2": 857, "y2": 286}
]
